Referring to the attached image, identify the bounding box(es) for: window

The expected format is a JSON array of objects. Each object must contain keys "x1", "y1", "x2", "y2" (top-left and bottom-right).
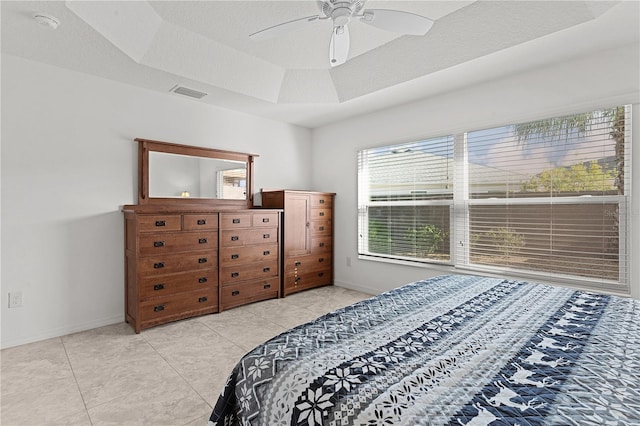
[
  {"x1": 217, "y1": 168, "x2": 246, "y2": 199},
  {"x1": 358, "y1": 136, "x2": 454, "y2": 263},
  {"x1": 357, "y1": 106, "x2": 631, "y2": 291}
]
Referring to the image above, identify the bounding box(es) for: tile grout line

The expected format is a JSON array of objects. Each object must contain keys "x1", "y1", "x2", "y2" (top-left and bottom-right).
[
  {"x1": 60, "y1": 336, "x2": 94, "y2": 426},
  {"x1": 140, "y1": 328, "x2": 219, "y2": 426}
]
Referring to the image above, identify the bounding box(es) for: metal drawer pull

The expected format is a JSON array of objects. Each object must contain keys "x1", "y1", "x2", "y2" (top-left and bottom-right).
[
  {"x1": 262, "y1": 218, "x2": 269, "y2": 223},
  {"x1": 198, "y1": 296, "x2": 208, "y2": 303},
  {"x1": 153, "y1": 262, "x2": 165, "y2": 269},
  {"x1": 231, "y1": 236, "x2": 239, "y2": 241},
  {"x1": 263, "y1": 284, "x2": 271, "y2": 289},
  {"x1": 231, "y1": 272, "x2": 239, "y2": 278},
  {"x1": 153, "y1": 241, "x2": 165, "y2": 247},
  {"x1": 198, "y1": 238, "x2": 208, "y2": 244},
  {"x1": 232, "y1": 218, "x2": 241, "y2": 224},
  {"x1": 319, "y1": 212, "x2": 325, "y2": 216},
  {"x1": 295, "y1": 261, "x2": 301, "y2": 266},
  {"x1": 263, "y1": 267, "x2": 270, "y2": 272},
  {"x1": 318, "y1": 272, "x2": 324, "y2": 277},
  {"x1": 232, "y1": 290, "x2": 240, "y2": 296},
  {"x1": 197, "y1": 219, "x2": 206, "y2": 225},
  {"x1": 263, "y1": 234, "x2": 270, "y2": 239},
  {"x1": 231, "y1": 254, "x2": 239, "y2": 259},
  {"x1": 295, "y1": 277, "x2": 301, "y2": 283},
  {"x1": 263, "y1": 250, "x2": 270, "y2": 256},
  {"x1": 198, "y1": 258, "x2": 207, "y2": 264},
  {"x1": 319, "y1": 226, "x2": 325, "y2": 231},
  {"x1": 154, "y1": 305, "x2": 165, "y2": 312},
  {"x1": 319, "y1": 242, "x2": 325, "y2": 247},
  {"x1": 319, "y1": 258, "x2": 324, "y2": 262},
  {"x1": 153, "y1": 284, "x2": 165, "y2": 291},
  {"x1": 198, "y1": 277, "x2": 208, "y2": 283},
  {"x1": 155, "y1": 220, "x2": 166, "y2": 227},
  {"x1": 319, "y1": 199, "x2": 325, "y2": 204}
]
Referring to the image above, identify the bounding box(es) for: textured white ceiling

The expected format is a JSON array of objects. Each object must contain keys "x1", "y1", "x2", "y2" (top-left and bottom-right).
[{"x1": 2, "y1": 1, "x2": 639, "y2": 128}]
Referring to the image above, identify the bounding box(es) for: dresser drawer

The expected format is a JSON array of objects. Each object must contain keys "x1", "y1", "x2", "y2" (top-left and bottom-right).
[
  {"x1": 284, "y1": 270, "x2": 332, "y2": 293},
  {"x1": 310, "y1": 221, "x2": 331, "y2": 237},
  {"x1": 220, "y1": 260, "x2": 278, "y2": 285},
  {"x1": 139, "y1": 231, "x2": 217, "y2": 256},
  {"x1": 138, "y1": 251, "x2": 217, "y2": 276},
  {"x1": 219, "y1": 243, "x2": 278, "y2": 266},
  {"x1": 311, "y1": 207, "x2": 332, "y2": 220},
  {"x1": 310, "y1": 236, "x2": 332, "y2": 254},
  {"x1": 137, "y1": 215, "x2": 181, "y2": 233},
  {"x1": 220, "y1": 278, "x2": 279, "y2": 309},
  {"x1": 220, "y1": 228, "x2": 278, "y2": 247},
  {"x1": 286, "y1": 254, "x2": 331, "y2": 273},
  {"x1": 252, "y1": 212, "x2": 279, "y2": 227},
  {"x1": 138, "y1": 288, "x2": 217, "y2": 323},
  {"x1": 310, "y1": 194, "x2": 333, "y2": 208},
  {"x1": 219, "y1": 213, "x2": 253, "y2": 229},
  {"x1": 138, "y1": 269, "x2": 217, "y2": 299},
  {"x1": 183, "y1": 214, "x2": 218, "y2": 231}
]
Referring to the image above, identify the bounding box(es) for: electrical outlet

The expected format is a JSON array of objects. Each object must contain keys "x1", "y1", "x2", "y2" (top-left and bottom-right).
[{"x1": 8, "y1": 291, "x2": 23, "y2": 308}]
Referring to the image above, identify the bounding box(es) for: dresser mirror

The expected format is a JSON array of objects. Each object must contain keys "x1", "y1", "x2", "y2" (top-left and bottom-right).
[{"x1": 136, "y1": 138, "x2": 256, "y2": 208}]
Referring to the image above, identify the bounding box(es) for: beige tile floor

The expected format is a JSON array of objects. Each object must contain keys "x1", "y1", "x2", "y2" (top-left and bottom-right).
[{"x1": 0, "y1": 286, "x2": 371, "y2": 426}]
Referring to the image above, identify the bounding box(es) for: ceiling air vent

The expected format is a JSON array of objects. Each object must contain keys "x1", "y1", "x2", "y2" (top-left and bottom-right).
[{"x1": 170, "y1": 85, "x2": 207, "y2": 99}]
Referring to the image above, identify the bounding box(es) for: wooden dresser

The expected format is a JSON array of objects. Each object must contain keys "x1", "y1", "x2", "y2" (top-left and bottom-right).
[
  {"x1": 124, "y1": 138, "x2": 285, "y2": 332},
  {"x1": 123, "y1": 207, "x2": 219, "y2": 333},
  {"x1": 123, "y1": 206, "x2": 281, "y2": 332},
  {"x1": 219, "y1": 210, "x2": 281, "y2": 310},
  {"x1": 261, "y1": 190, "x2": 335, "y2": 296}
]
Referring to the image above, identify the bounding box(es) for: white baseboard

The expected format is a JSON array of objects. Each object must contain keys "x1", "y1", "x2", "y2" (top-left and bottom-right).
[
  {"x1": 1, "y1": 314, "x2": 124, "y2": 349},
  {"x1": 333, "y1": 280, "x2": 382, "y2": 295}
]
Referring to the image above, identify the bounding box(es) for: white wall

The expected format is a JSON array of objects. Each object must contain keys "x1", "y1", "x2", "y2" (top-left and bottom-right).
[
  {"x1": 0, "y1": 54, "x2": 312, "y2": 348},
  {"x1": 312, "y1": 43, "x2": 640, "y2": 298}
]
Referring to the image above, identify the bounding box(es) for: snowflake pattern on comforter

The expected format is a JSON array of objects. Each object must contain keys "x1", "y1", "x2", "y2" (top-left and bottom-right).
[{"x1": 208, "y1": 274, "x2": 640, "y2": 425}]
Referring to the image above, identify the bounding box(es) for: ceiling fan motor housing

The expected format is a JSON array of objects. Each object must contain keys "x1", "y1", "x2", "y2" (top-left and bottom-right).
[{"x1": 322, "y1": 0, "x2": 365, "y2": 27}]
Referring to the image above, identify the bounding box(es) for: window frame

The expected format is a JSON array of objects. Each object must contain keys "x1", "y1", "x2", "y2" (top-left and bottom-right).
[{"x1": 357, "y1": 106, "x2": 631, "y2": 292}]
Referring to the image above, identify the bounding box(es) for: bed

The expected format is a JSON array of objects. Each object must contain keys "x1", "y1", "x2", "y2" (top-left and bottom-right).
[{"x1": 208, "y1": 274, "x2": 640, "y2": 425}]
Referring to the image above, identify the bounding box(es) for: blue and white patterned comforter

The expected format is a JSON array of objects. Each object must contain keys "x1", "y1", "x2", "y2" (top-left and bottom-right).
[{"x1": 208, "y1": 274, "x2": 640, "y2": 425}]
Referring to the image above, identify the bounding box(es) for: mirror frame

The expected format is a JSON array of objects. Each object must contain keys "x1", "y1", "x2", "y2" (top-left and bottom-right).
[{"x1": 136, "y1": 138, "x2": 256, "y2": 208}]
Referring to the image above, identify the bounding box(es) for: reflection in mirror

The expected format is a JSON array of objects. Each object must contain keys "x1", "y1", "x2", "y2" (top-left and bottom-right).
[{"x1": 149, "y1": 152, "x2": 247, "y2": 200}]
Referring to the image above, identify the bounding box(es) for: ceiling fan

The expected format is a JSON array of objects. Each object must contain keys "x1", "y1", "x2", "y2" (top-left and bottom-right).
[{"x1": 249, "y1": 0, "x2": 434, "y2": 67}]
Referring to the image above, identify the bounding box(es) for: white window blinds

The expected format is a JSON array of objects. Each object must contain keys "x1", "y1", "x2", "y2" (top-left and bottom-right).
[
  {"x1": 358, "y1": 136, "x2": 454, "y2": 263},
  {"x1": 458, "y1": 106, "x2": 630, "y2": 288},
  {"x1": 357, "y1": 105, "x2": 631, "y2": 292}
]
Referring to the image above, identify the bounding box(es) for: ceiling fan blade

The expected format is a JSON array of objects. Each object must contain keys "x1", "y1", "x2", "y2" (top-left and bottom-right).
[
  {"x1": 360, "y1": 9, "x2": 434, "y2": 35},
  {"x1": 250, "y1": 15, "x2": 320, "y2": 41},
  {"x1": 329, "y1": 25, "x2": 350, "y2": 67}
]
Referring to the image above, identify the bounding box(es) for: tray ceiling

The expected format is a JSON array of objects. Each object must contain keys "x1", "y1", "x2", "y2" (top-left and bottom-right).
[{"x1": 2, "y1": 1, "x2": 638, "y2": 128}]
